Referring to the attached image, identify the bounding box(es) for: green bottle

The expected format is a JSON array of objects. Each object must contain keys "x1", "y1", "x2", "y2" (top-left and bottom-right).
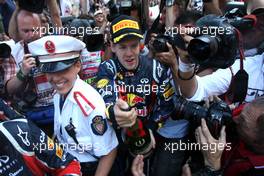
[{"x1": 126, "y1": 118, "x2": 153, "y2": 157}]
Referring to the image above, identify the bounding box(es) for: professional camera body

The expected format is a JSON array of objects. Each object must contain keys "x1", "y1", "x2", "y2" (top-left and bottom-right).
[
  {"x1": 187, "y1": 15, "x2": 238, "y2": 69},
  {"x1": 187, "y1": 9, "x2": 256, "y2": 69},
  {"x1": 172, "y1": 95, "x2": 233, "y2": 139},
  {"x1": 152, "y1": 33, "x2": 186, "y2": 53}
]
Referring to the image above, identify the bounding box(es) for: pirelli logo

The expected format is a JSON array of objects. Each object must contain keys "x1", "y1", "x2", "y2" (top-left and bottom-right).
[{"x1": 112, "y1": 20, "x2": 139, "y2": 33}]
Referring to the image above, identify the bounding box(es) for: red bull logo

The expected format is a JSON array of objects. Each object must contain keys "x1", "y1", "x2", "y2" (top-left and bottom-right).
[
  {"x1": 126, "y1": 93, "x2": 145, "y2": 107},
  {"x1": 120, "y1": 93, "x2": 148, "y2": 117}
]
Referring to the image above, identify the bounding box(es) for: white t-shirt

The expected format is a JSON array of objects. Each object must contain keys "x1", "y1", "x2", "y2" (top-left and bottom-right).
[{"x1": 189, "y1": 52, "x2": 264, "y2": 103}]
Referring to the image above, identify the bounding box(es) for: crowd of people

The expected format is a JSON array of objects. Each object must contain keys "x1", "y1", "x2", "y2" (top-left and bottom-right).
[{"x1": 0, "y1": 0, "x2": 264, "y2": 175}]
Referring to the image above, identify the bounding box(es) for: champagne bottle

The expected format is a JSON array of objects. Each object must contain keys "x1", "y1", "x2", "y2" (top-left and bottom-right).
[{"x1": 126, "y1": 118, "x2": 153, "y2": 157}]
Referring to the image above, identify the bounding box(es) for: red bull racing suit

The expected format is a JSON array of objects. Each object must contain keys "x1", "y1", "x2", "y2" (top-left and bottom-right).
[
  {"x1": 0, "y1": 118, "x2": 81, "y2": 176},
  {"x1": 96, "y1": 55, "x2": 178, "y2": 175},
  {"x1": 96, "y1": 55, "x2": 175, "y2": 128}
]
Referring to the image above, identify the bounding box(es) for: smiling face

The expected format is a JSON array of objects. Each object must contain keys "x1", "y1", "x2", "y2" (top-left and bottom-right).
[
  {"x1": 111, "y1": 38, "x2": 140, "y2": 71},
  {"x1": 46, "y1": 61, "x2": 81, "y2": 95}
]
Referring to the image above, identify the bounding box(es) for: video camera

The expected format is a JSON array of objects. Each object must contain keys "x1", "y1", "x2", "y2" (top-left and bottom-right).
[{"x1": 172, "y1": 96, "x2": 233, "y2": 139}]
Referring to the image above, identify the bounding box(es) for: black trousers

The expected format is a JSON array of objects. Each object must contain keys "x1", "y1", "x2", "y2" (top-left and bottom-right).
[{"x1": 151, "y1": 134, "x2": 189, "y2": 176}]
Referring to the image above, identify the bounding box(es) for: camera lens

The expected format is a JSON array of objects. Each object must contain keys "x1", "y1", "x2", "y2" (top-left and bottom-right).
[{"x1": 188, "y1": 35, "x2": 219, "y2": 64}]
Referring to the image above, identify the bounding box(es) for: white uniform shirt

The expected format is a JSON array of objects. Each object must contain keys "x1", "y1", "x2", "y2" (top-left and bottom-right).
[
  {"x1": 54, "y1": 77, "x2": 118, "y2": 162},
  {"x1": 189, "y1": 52, "x2": 264, "y2": 103}
]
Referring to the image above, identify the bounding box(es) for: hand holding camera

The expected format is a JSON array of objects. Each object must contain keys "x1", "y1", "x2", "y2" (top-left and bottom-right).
[
  {"x1": 21, "y1": 42, "x2": 40, "y2": 77},
  {"x1": 195, "y1": 118, "x2": 226, "y2": 171},
  {"x1": 155, "y1": 42, "x2": 177, "y2": 68},
  {"x1": 173, "y1": 95, "x2": 233, "y2": 139},
  {"x1": 152, "y1": 32, "x2": 194, "y2": 66},
  {"x1": 21, "y1": 54, "x2": 38, "y2": 76}
]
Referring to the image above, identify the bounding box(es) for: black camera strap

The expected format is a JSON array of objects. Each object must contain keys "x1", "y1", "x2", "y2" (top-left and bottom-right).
[{"x1": 225, "y1": 29, "x2": 248, "y2": 104}]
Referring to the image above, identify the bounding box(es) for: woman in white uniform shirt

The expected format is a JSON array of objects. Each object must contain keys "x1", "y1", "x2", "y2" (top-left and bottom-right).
[{"x1": 28, "y1": 35, "x2": 118, "y2": 175}]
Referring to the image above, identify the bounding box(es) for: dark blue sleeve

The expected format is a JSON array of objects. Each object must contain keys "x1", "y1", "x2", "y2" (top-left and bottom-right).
[
  {"x1": 95, "y1": 59, "x2": 118, "y2": 108},
  {"x1": 151, "y1": 61, "x2": 175, "y2": 122}
]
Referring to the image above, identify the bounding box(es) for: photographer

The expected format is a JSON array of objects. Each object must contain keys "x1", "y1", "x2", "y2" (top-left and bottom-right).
[
  {"x1": 133, "y1": 97, "x2": 264, "y2": 175},
  {"x1": 184, "y1": 96, "x2": 264, "y2": 175},
  {"x1": 5, "y1": 9, "x2": 54, "y2": 136},
  {"x1": 8, "y1": 0, "x2": 62, "y2": 42},
  {"x1": 132, "y1": 118, "x2": 226, "y2": 176},
  {"x1": 164, "y1": 0, "x2": 264, "y2": 103},
  {"x1": 145, "y1": 11, "x2": 203, "y2": 176}
]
